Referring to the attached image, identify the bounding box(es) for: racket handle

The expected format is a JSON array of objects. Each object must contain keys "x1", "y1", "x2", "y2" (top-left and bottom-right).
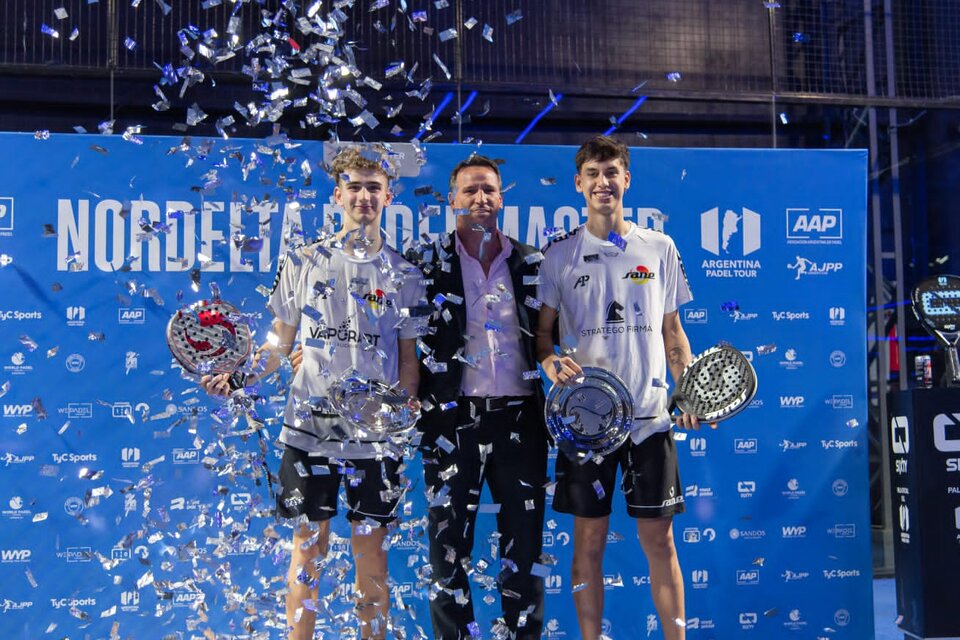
[
  {"x1": 667, "y1": 395, "x2": 679, "y2": 415},
  {"x1": 228, "y1": 372, "x2": 248, "y2": 391},
  {"x1": 947, "y1": 347, "x2": 960, "y2": 387}
]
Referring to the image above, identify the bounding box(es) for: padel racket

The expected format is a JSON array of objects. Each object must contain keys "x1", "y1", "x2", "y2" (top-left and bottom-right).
[
  {"x1": 911, "y1": 275, "x2": 960, "y2": 386},
  {"x1": 669, "y1": 344, "x2": 757, "y2": 422},
  {"x1": 166, "y1": 299, "x2": 253, "y2": 389}
]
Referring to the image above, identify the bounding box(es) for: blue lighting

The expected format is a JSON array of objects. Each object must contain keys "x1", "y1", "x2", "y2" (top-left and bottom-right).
[
  {"x1": 415, "y1": 91, "x2": 455, "y2": 140},
  {"x1": 603, "y1": 95, "x2": 647, "y2": 135},
  {"x1": 515, "y1": 93, "x2": 563, "y2": 144}
]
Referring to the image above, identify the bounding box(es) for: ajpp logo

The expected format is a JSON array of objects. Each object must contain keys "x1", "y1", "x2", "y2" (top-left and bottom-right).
[{"x1": 701, "y1": 207, "x2": 761, "y2": 256}]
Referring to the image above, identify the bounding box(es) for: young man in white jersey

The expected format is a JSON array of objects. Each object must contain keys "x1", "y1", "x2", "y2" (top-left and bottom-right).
[
  {"x1": 535, "y1": 136, "x2": 699, "y2": 640},
  {"x1": 201, "y1": 145, "x2": 424, "y2": 640}
]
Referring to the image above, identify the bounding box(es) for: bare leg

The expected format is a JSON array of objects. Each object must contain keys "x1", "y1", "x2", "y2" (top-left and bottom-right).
[
  {"x1": 636, "y1": 517, "x2": 685, "y2": 640},
  {"x1": 571, "y1": 516, "x2": 610, "y2": 639},
  {"x1": 287, "y1": 520, "x2": 330, "y2": 640},
  {"x1": 351, "y1": 523, "x2": 390, "y2": 640}
]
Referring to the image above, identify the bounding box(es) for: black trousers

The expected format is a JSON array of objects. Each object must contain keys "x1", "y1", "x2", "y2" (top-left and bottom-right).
[{"x1": 420, "y1": 397, "x2": 548, "y2": 639}]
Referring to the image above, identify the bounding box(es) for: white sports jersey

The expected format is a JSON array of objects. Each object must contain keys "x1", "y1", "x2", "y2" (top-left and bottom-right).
[
  {"x1": 268, "y1": 238, "x2": 425, "y2": 458},
  {"x1": 539, "y1": 223, "x2": 693, "y2": 444}
]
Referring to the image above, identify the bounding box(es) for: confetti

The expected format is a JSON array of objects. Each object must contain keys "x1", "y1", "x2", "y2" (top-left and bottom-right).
[
  {"x1": 666, "y1": 71, "x2": 682, "y2": 82},
  {"x1": 607, "y1": 231, "x2": 627, "y2": 251},
  {"x1": 757, "y1": 343, "x2": 777, "y2": 355},
  {"x1": 505, "y1": 9, "x2": 523, "y2": 25}
]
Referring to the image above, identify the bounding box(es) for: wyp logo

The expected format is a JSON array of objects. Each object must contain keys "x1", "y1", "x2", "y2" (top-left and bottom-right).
[{"x1": 786, "y1": 208, "x2": 843, "y2": 244}]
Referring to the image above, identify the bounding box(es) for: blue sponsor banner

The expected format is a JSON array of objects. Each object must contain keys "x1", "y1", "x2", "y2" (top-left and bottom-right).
[{"x1": 0, "y1": 133, "x2": 868, "y2": 638}]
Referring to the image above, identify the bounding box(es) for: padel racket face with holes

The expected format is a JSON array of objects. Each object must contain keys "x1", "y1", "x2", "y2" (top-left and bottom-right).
[
  {"x1": 674, "y1": 345, "x2": 757, "y2": 423},
  {"x1": 911, "y1": 275, "x2": 960, "y2": 343},
  {"x1": 166, "y1": 300, "x2": 252, "y2": 376}
]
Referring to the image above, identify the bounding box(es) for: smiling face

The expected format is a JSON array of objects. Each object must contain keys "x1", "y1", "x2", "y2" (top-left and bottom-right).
[
  {"x1": 575, "y1": 156, "x2": 631, "y2": 218},
  {"x1": 333, "y1": 167, "x2": 393, "y2": 230},
  {"x1": 451, "y1": 165, "x2": 503, "y2": 233}
]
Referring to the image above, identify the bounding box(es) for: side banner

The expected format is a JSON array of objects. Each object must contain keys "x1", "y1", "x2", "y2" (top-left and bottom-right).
[{"x1": 0, "y1": 134, "x2": 869, "y2": 639}]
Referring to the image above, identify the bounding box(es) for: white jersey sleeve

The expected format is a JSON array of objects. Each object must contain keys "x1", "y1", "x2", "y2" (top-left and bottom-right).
[{"x1": 267, "y1": 250, "x2": 303, "y2": 328}]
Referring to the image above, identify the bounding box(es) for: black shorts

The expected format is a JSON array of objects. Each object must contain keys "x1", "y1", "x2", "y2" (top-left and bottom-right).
[
  {"x1": 553, "y1": 430, "x2": 684, "y2": 519},
  {"x1": 275, "y1": 446, "x2": 403, "y2": 526}
]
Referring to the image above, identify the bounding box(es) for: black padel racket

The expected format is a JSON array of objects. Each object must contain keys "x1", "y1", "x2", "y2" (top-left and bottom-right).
[
  {"x1": 166, "y1": 299, "x2": 253, "y2": 389},
  {"x1": 911, "y1": 275, "x2": 960, "y2": 386},
  {"x1": 669, "y1": 344, "x2": 757, "y2": 422}
]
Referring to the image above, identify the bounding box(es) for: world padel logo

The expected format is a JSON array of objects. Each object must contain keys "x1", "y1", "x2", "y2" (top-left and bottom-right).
[
  {"x1": 621, "y1": 265, "x2": 656, "y2": 285},
  {"x1": 700, "y1": 207, "x2": 762, "y2": 278}
]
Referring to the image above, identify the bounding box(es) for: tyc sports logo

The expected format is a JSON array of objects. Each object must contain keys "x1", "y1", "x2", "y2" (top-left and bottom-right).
[
  {"x1": 700, "y1": 207, "x2": 762, "y2": 279},
  {"x1": 621, "y1": 264, "x2": 656, "y2": 285},
  {"x1": 786, "y1": 208, "x2": 842, "y2": 244}
]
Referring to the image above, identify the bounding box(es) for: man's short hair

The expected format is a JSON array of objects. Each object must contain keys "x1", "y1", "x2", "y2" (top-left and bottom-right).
[
  {"x1": 574, "y1": 135, "x2": 630, "y2": 172},
  {"x1": 448, "y1": 154, "x2": 502, "y2": 193},
  {"x1": 328, "y1": 144, "x2": 395, "y2": 185}
]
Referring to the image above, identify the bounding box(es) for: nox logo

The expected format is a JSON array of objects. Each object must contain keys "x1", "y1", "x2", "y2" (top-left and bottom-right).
[
  {"x1": 736, "y1": 569, "x2": 759, "y2": 585},
  {"x1": 781, "y1": 525, "x2": 807, "y2": 538},
  {"x1": 700, "y1": 207, "x2": 761, "y2": 256},
  {"x1": 933, "y1": 413, "x2": 960, "y2": 452},
  {"x1": 2, "y1": 404, "x2": 32, "y2": 418},
  {"x1": 573, "y1": 275, "x2": 590, "y2": 289},
  {"x1": 786, "y1": 208, "x2": 842, "y2": 243},
  {"x1": 734, "y1": 438, "x2": 757, "y2": 454},
  {"x1": 683, "y1": 308, "x2": 707, "y2": 324},
  {"x1": 891, "y1": 416, "x2": 910, "y2": 454},
  {"x1": 118, "y1": 307, "x2": 146, "y2": 324},
  {"x1": 780, "y1": 396, "x2": 805, "y2": 408},
  {"x1": 0, "y1": 549, "x2": 31, "y2": 563}
]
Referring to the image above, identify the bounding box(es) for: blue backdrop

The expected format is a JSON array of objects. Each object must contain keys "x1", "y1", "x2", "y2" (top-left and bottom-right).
[{"x1": 0, "y1": 133, "x2": 869, "y2": 639}]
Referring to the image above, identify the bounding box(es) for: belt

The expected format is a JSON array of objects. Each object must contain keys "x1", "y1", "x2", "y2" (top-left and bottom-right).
[{"x1": 460, "y1": 395, "x2": 532, "y2": 413}]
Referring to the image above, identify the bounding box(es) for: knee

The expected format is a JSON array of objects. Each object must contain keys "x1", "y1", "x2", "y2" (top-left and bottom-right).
[{"x1": 638, "y1": 528, "x2": 676, "y2": 561}]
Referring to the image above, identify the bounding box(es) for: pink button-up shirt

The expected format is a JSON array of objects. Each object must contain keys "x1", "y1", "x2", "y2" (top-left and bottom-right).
[{"x1": 455, "y1": 230, "x2": 534, "y2": 398}]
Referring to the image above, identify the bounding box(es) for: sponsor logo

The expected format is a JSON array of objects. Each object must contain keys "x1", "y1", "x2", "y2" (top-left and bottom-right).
[
  {"x1": 821, "y1": 438, "x2": 858, "y2": 450},
  {"x1": 782, "y1": 478, "x2": 806, "y2": 499},
  {"x1": 120, "y1": 590, "x2": 140, "y2": 612},
  {"x1": 734, "y1": 438, "x2": 758, "y2": 454},
  {"x1": 784, "y1": 608, "x2": 807, "y2": 631},
  {"x1": 0, "y1": 254, "x2": 11, "y2": 267},
  {"x1": 50, "y1": 597, "x2": 96, "y2": 609},
  {"x1": 700, "y1": 207, "x2": 762, "y2": 278},
  {"x1": 170, "y1": 497, "x2": 202, "y2": 511},
  {"x1": 780, "y1": 439, "x2": 808, "y2": 451},
  {"x1": 690, "y1": 569, "x2": 709, "y2": 589},
  {"x1": 111, "y1": 546, "x2": 131, "y2": 561},
  {"x1": 684, "y1": 484, "x2": 714, "y2": 498},
  {"x1": 782, "y1": 569, "x2": 810, "y2": 582},
  {"x1": 573, "y1": 275, "x2": 590, "y2": 290},
  {"x1": 787, "y1": 256, "x2": 843, "y2": 280},
  {"x1": 891, "y1": 416, "x2": 910, "y2": 454},
  {"x1": 66, "y1": 306, "x2": 86, "y2": 327},
  {"x1": 4, "y1": 352, "x2": 32, "y2": 376},
  {"x1": 2, "y1": 404, "x2": 32, "y2": 419},
  {"x1": 65, "y1": 353, "x2": 85, "y2": 373},
  {"x1": 0, "y1": 599, "x2": 33, "y2": 612},
  {"x1": 622, "y1": 264, "x2": 656, "y2": 285},
  {"x1": 832, "y1": 479, "x2": 849, "y2": 496},
  {"x1": 728, "y1": 528, "x2": 765, "y2": 541},
  {"x1": 829, "y1": 306, "x2": 846, "y2": 325},
  {"x1": 830, "y1": 350, "x2": 847, "y2": 367},
  {"x1": 826, "y1": 394, "x2": 854, "y2": 409},
  {"x1": 835, "y1": 609, "x2": 851, "y2": 627},
  {"x1": 771, "y1": 310, "x2": 810, "y2": 321},
  {"x1": 828, "y1": 523, "x2": 856, "y2": 539},
  {"x1": 736, "y1": 569, "x2": 760, "y2": 585},
  {"x1": 59, "y1": 403, "x2": 93, "y2": 419},
  {"x1": 600, "y1": 620, "x2": 612, "y2": 635},
  {"x1": 51, "y1": 452, "x2": 97, "y2": 464},
  {"x1": 57, "y1": 546, "x2": 93, "y2": 563},
  {"x1": 172, "y1": 592, "x2": 205, "y2": 607},
  {"x1": 786, "y1": 208, "x2": 842, "y2": 243},
  {"x1": 781, "y1": 525, "x2": 807, "y2": 539},
  {"x1": 779, "y1": 348, "x2": 804, "y2": 370},
  {"x1": 681, "y1": 527, "x2": 716, "y2": 544},
  {"x1": 172, "y1": 448, "x2": 200, "y2": 464},
  {"x1": 780, "y1": 395, "x2": 805, "y2": 408},
  {"x1": 543, "y1": 618, "x2": 567, "y2": 638},
  {"x1": 63, "y1": 496, "x2": 85, "y2": 516},
  {"x1": 689, "y1": 437, "x2": 707, "y2": 457},
  {"x1": 544, "y1": 575, "x2": 563, "y2": 595},
  {"x1": 823, "y1": 568, "x2": 861, "y2": 580},
  {"x1": 605, "y1": 300, "x2": 624, "y2": 324},
  {"x1": 118, "y1": 307, "x2": 146, "y2": 324},
  {"x1": 899, "y1": 504, "x2": 911, "y2": 543},
  {"x1": 739, "y1": 612, "x2": 758, "y2": 629},
  {"x1": 632, "y1": 575, "x2": 651, "y2": 586},
  {"x1": 230, "y1": 492, "x2": 251, "y2": 511},
  {"x1": 542, "y1": 531, "x2": 571, "y2": 547},
  {"x1": 0, "y1": 310, "x2": 42, "y2": 321},
  {"x1": 729, "y1": 309, "x2": 758, "y2": 322},
  {"x1": 683, "y1": 308, "x2": 707, "y2": 324},
  {"x1": 933, "y1": 413, "x2": 960, "y2": 452},
  {"x1": 685, "y1": 617, "x2": 715, "y2": 630},
  {"x1": 2, "y1": 496, "x2": 30, "y2": 520},
  {"x1": 121, "y1": 447, "x2": 141, "y2": 468},
  {"x1": 0, "y1": 197, "x2": 13, "y2": 233},
  {"x1": 737, "y1": 481, "x2": 756, "y2": 497},
  {"x1": 0, "y1": 548, "x2": 31, "y2": 563},
  {"x1": 1, "y1": 452, "x2": 34, "y2": 466}
]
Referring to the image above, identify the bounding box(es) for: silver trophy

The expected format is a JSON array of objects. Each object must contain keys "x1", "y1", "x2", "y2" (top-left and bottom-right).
[
  {"x1": 329, "y1": 370, "x2": 421, "y2": 437},
  {"x1": 545, "y1": 367, "x2": 634, "y2": 458}
]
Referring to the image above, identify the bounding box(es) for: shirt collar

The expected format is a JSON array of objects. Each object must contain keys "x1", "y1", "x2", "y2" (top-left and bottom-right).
[{"x1": 454, "y1": 228, "x2": 513, "y2": 263}]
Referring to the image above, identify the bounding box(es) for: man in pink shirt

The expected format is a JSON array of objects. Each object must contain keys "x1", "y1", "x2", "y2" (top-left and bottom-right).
[{"x1": 415, "y1": 155, "x2": 549, "y2": 639}]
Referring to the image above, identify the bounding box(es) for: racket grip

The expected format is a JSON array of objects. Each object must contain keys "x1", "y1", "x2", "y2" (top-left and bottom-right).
[
  {"x1": 228, "y1": 372, "x2": 248, "y2": 391},
  {"x1": 667, "y1": 395, "x2": 679, "y2": 415}
]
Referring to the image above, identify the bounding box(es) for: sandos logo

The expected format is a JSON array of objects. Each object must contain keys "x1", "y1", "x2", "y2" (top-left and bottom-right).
[
  {"x1": 701, "y1": 207, "x2": 761, "y2": 256},
  {"x1": 786, "y1": 208, "x2": 843, "y2": 243},
  {"x1": 933, "y1": 413, "x2": 960, "y2": 452},
  {"x1": 622, "y1": 265, "x2": 656, "y2": 285}
]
